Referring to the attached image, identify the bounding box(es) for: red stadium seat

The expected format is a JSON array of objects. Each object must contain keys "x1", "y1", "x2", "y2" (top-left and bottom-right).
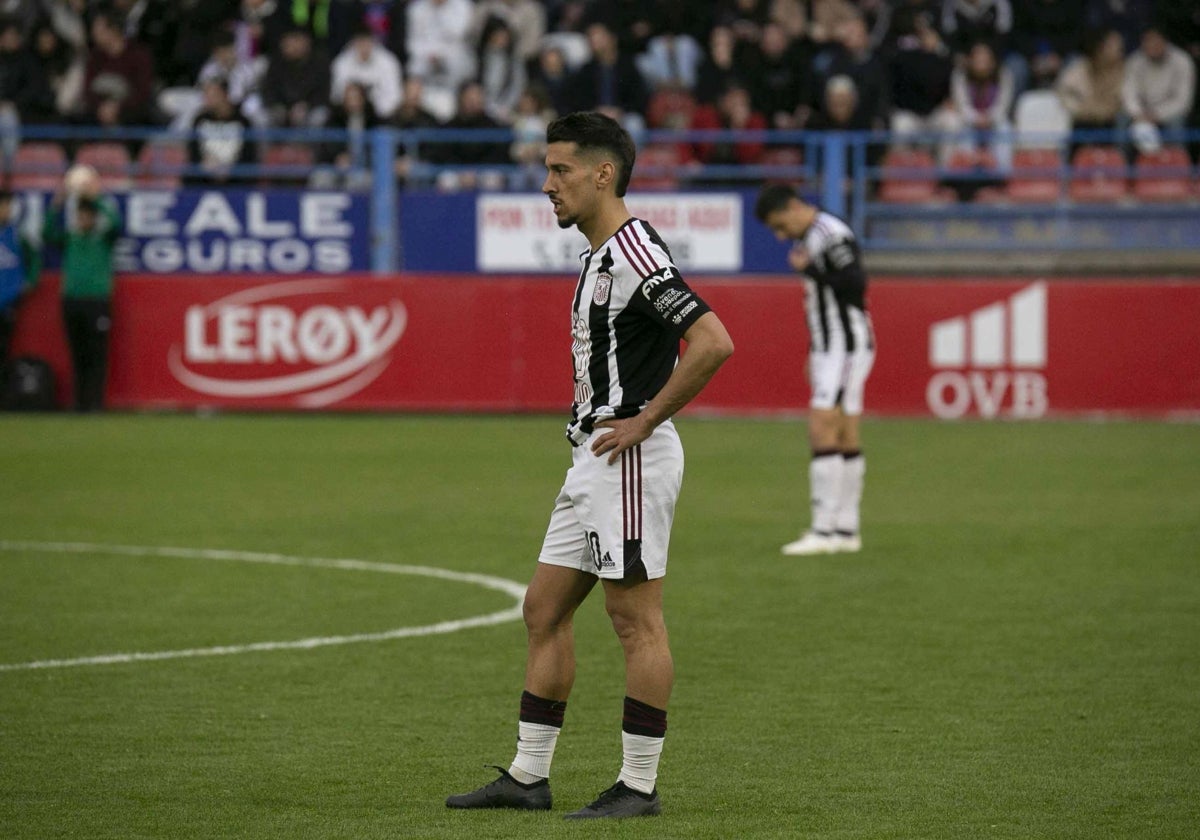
[
  {"x1": 1069, "y1": 145, "x2": 1128, "y2": 203},
  {"x1": 75, "y1": 142, "x2": 133, "y2": 191},
  {"x1": 10, "y1": 142, "x2": 67, "y2": 191},
  {"x1": 1132, "y1": 146, "x2": 1192, "y2": 203},
  {"x1": 262, "y1": 143, "x2": 315, "y2": 184},
  {"x1": 760, "y1": 146, "x2": 804, "y2": 182},
  {"x1": 136, "y1": 141, "x2": 188, "y2": 189},
  {"x1": 629, "y1": 143, "x2": 680, "y2": 190},
  {"x1": 878, "y1": 148, "x2": 951, "y2": 203},
  {"x1": 1005, "y1": 148, "x2": 1062, "y2": 203},
  {"x1": 645, "y1": 87, "x2": 696, "y2": 130}
]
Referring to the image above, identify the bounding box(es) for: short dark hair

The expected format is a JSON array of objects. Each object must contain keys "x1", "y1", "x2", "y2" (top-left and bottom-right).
[
  {"x1": 754, "y1": 182, "x2": 798, "y2": 222},
  {"x1": 546, "y1": 111, "x2": 636, "y2": 197}
]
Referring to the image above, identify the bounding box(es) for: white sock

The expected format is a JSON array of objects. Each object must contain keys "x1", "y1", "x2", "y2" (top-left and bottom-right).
[
  {"x1": 509, "y1": 721, "x2": 560, "y2": 783},
  {"x1": 809, "y1": 451, "x2": 844, "y2": 534},
  {"x1": 617, "y1": 731, "x2": 664, "y2": 794},
  {"x1": 835, "y1": 452, "x2": 865, "y2": 535}
]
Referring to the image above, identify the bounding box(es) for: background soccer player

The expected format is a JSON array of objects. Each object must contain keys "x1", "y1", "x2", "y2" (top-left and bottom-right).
[
  {"x1": 446, "y1": 111, "x2": 733, "y2": 819},
  {"x1": 754, "y1": 184, "x2": 875, "y2": 556}
]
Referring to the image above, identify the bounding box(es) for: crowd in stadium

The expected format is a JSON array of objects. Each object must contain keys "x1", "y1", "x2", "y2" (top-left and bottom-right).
[{"x1": 2, "y1": 0, "x2": 1199, "y2": 183}]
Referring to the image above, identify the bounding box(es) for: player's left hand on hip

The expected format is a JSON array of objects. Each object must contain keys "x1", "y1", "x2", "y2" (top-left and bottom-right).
[{"x1": 591, "y1": 418, "x2": 651, "y2": 465}]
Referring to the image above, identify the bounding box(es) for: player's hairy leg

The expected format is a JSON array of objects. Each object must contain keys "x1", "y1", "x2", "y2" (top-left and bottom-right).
[
  {"x1": 838, "y1": 412, "x2": 862, "y2": 451},
  {"x1": 808, "y1": 406, "x2": 843, "y2": 451},
  {"x1": 523, "y1": 564, "x2": 597, "y2": 700},
  {"x1": 603, "y1": 577, "x2": 673, "y2": 709}
]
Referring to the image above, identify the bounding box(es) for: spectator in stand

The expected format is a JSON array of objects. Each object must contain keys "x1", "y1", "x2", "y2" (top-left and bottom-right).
[
  {"x1": 695, "y1": 25, "x2": 742, "y2": 105},
  {"x1": 749, "y1": 20, "x2": 813, "y2": 129},
  {"x1": 262, "y1": 25, "x2": 330, "y2": 127},
  {"x1": 187, "y1": 77, "x2": 256, "y2": 184},
  {"x1": 716, "y1": 0, "x2": 771, "y2": 63},
  {"x1": 1087, "y1": 0, "x2": 1154, "y2": 52},
  {"x1": 198, "y1": 29, "x2": 266, "y2": 125},
  {"x1": 771, "y1": 0, "x2": 808, "y2": 40},
  {"x1": 1154, "y1": 3, "x2": 1200, "y2": 61},
  {"x1": 406, "y1": 0, "x2": 476, "y2": 121},
  {"x1": 808, "y1": 75, "x2": 886, "y2": 171},
  {"x1": 0, "y1": 0, "x2": 39, "y2": 37},
  {"x1": 109, "y1": 0, "x2": 179, "y2": 85},
  {"x1": 885, "y1": 0, "x2": 941, "y2": 53},
  {"x1": 428, "y1": 80, "x2": 509, "y2": 190},
  {"x1": 1012, "y1": 0, "x2": 1087, "y2": 91},
  {"x1": 1056, "y1": 28, "x2": 1125, "y2": 142},
  {"x1": 32, "y1": 22, "x2": 85, "y2": 119},
  {"x1": 41, "y1": 0, "x2": 88, "y2": 53},
  {"x1": 562, "y1": 21, "x2": 648, "y2": 130},
  {"x1": 529, "y1": 45, "x2": 571, "y2": 117},
  {"x1": 0, "y1": 18, "x2": 54, "y2": 130},
  {"x1": 941, "y1": 0, "x2": 1012, "y2": 55},
  {"x1": 508, "y1": 86, "x2": 550, "y2": 186},
  {"x1": 636, "y1": 28, "x2": 705, "y2": 93},
  {"x1": 585, "y1": 0, "x2": 662, "y2": 56},
  {"x1": 889, "y1": 11, "x2": 959, "y2": 163},
  {"x1": 951, "y1": 40, "x2": 1015, "y2": 168},
  {"x1": 476, "y1": 15, "x2": 526, "y2": 123},
  {"x1": 360, "y1": 0, "x2": 408, "y2": 65},
  {"x1": 170, "y1": 0, "x2": 242, "y2": 87},
  {"x1": 807, "y1": 73, "x2": 869, "y2": 131},
  {"x1": 84, "y1": 10, "x2": 155, "y2": 129},
  {"x1": 684, "y1": 80, "x2": 767, "y2": 176},
  {"x1": 472, "y1": 0, "x2": 546, "y2": 70},
  {"x1": 315, "y1": 80, "x2": 378, "y2": 189},
  {"x1": 1122, "y1": 25, "x2": 1196, "y2": 138},
  {"x1": 812, "y1": 15, "x2": 889, "y2": 130},
  {"x1": 391, "y1": 75, "x2": 440, "y2": 182},
  {"x1": 331, "y1": 23, "x2": 404, "y2": 121},
  {"x1": 234, "y1": 0, "x2": 292, "y2": 63},
  {"x1": 271, "y1": 0, "x2": 361, "y2": 55},
  {"x1": 806, "y1": 0, "x2": 858, "y2": 46}
]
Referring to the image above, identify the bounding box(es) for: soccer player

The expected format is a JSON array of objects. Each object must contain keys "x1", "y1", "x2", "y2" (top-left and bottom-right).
[
  {"x1": 754, "y1": 184, "x2": 874, "y2": 556},
  {"x1": 446, "y1": 112, "x2": 734, "y2": 819}
]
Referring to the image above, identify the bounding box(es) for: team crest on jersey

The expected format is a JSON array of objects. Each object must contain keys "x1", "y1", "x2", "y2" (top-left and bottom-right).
[{"x1": 593, "y1": 272, "x2": 613, "y2": 305}]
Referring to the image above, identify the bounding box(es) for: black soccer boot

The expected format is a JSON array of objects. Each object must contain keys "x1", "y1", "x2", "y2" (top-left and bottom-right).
[
  {"x1": 445, "y1": 766, "x2": 552, "y2": 810},
  {"x1": 563, "y1": 781, "x2": 661, "y2": 819}
]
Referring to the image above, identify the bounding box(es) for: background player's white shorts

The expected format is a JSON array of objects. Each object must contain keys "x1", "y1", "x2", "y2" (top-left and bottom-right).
[
  {"x1": 810, "y1": 347, "x2": 875, "y2": 415},
  {"x1": 538, "y1": 420, "x2": 683, "y2": 581}
]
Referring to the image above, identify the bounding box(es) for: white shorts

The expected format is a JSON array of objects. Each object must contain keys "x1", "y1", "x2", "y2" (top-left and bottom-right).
[
  {"x1": 810, "y1": 347, "x2": 875, "y2": 415},
  {"x1": 538, "y1": 420, "x2": 683, "y2": 581}
]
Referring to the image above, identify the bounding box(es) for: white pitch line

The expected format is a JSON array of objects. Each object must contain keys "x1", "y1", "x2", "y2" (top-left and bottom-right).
[{"x1": 0, "y1": 541, "x2": 527, "y2": 672}]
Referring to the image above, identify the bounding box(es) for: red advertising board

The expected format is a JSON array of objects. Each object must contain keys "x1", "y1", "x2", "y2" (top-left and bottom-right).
[{"x1": 11, "y1": 274, "x2": 1200, "y2": 417}]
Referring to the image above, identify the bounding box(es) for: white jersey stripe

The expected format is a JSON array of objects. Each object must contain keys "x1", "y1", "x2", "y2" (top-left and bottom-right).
[
  {"x1": 616, "y1": 228, "x2": 651, "y2": 276},
  {"x1": 628, "y1": 224, "x2": 661, "y2": 272}
]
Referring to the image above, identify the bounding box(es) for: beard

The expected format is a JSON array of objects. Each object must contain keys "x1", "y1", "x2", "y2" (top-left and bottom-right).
[{"x1": 556, "y1": 213, "x2": 577, "y2": 229}]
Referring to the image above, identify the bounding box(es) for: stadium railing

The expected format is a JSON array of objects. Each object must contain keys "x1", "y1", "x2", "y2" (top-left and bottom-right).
[{"x1": 5, "y1": 124, "x2": 1198, "y2": 270}]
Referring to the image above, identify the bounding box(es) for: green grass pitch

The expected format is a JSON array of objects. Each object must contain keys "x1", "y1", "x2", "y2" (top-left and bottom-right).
[{"x1": 1, "y1": 414, "x2": 1197, "y2": 839}]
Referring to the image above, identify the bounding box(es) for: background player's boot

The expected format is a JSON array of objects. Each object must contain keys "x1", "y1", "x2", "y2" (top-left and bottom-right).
[
  {"x1": 445, "y1": 766, "x2": 552, "y2": 810},
  {"x1": 781, "y1": 530, "x2": 840, "y2": 555},
  {"x1": 834, "y1": 531, "x2": 862, "y2": 552},
  {"x1": 564, "y1": 781, "x2": 661, "y2": 819}
]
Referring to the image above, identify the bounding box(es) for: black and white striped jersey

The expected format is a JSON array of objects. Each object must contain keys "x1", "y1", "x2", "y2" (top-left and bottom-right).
[
  {"x1": 798, "y1": 211, "x2": 873, "y2": 354},
  {"x1": 565, "y1": 217, "x2": 712, "y2": 444}
]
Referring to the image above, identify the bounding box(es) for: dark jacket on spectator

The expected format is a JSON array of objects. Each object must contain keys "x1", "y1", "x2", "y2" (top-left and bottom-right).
[
  {"x1": 0, "y1": 40, "x2": 53, "y2": 119},
  {"x1": 261, "y1": 50, "x2": 331, "y2": 113},
  {"x1": 890, "y1": 40, "x2": 954, "y2": 115},
  {"x1": 563, "y1": 53, "x2": 648, "y2": 117},
  {"x1": 84, "y1": 37, "x2": 154, "y2": 123}
]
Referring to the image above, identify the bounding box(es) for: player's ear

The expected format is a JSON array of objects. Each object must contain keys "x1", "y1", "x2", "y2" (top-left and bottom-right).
[{"x1": 595, "y1": 160, "x2": 616, "y2": 191}]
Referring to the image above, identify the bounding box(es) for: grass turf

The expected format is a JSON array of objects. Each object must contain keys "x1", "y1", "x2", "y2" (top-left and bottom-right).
[{"x1": 0, "y1": 414, "x2": 1197, "y2": 839}]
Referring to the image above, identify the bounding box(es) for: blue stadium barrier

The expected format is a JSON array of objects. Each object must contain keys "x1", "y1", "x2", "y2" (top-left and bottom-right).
[{"x1": 5, "y1": 124, "x2": 1198, "y2": 272}]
